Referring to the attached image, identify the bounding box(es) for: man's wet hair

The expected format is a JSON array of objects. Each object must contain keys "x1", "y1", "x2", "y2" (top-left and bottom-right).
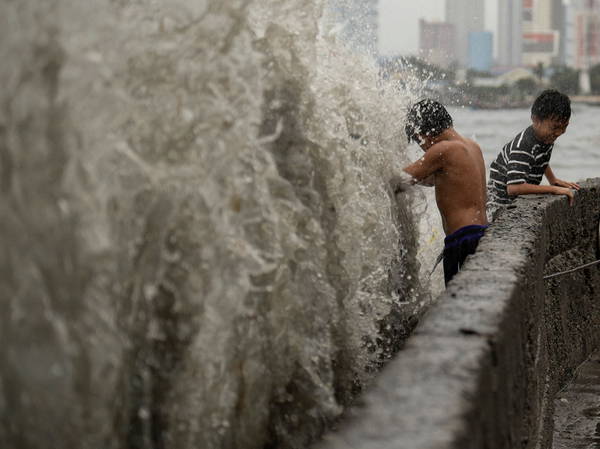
[
  {"x1": 404, "y1": 99, "x2": 453, "y2": 143},
  {"x1": 531, "y1": 89, "x2": 571, "y2": 121}
]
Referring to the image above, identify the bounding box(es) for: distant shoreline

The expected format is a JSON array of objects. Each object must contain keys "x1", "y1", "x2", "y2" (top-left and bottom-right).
[
  {"x1": 569, "y1": 95, "x2": 600, "y2": 105},
  {"x1": 458, "y1": 95, "x2": 600, "y2": 110}
]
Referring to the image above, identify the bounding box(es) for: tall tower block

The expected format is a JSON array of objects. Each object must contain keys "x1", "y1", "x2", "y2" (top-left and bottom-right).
[
  {"x1": 445, "y1": 0, "x2": 485, "y2": 66},
  {"x1": 498, "y1": 0, "x2": 523, "y2": 67}
]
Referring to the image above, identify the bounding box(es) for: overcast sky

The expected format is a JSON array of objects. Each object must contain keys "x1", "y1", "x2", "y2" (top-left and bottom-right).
[{"x1": 379, "y1": 0, "x2": 498, "y2": 56}]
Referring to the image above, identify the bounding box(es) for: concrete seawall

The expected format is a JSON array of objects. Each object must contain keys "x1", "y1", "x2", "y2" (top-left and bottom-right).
[{"x1": 316, "y1": 179, "x2": 600, "y2": 449}]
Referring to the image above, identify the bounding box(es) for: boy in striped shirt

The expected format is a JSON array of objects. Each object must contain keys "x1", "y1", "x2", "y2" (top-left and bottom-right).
[{"x1": 487, "y1": 89, "x2": 580, "y2": 218}]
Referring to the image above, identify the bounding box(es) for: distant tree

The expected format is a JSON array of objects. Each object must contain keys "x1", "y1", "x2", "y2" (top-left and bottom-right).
[
  {"x1": 533, "y1": 62, "x2": 545, "y2": 81},
  {"x1": 467, "y1": 86, "x2": 496, "y2": 103},
  {"x1": 515, "y1": 77, "x2": 539, "y2": 96},
  {"x1": 590, "y1": 63, "x2": 600, "y2": 94},
  {"x1": 549, "y1": 65, "x2": 579, "y2": 95},
  {"x1": 490, "y1": 86, "x2": 508, "y2": 96},
  {"x1": 460, "y1": 84, "x2": 513, "y2": 108},
  {"x1": 466, "y1": 69, "x2": 493, "y2": 84}
]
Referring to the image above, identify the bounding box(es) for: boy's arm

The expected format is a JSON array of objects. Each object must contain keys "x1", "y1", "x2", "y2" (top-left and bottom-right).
[
  {"x1": 418, "y1": 175, "x2": 435, "y2": 186},
  {"x1": 506, "y1": 183, "x2": 575, "y2": 206},
  {"x1": 504, "y1": 146, "x2": 576, "y2": 205},
  {"x1": 403, "y1": 142, "x2": 447, "y2": 181},
  {"x1": 544, "y1": 165, "x2": 581, "y2": 190},
  {"x1": 391, "y1": 143, "x2": 447, "y2": 193}
]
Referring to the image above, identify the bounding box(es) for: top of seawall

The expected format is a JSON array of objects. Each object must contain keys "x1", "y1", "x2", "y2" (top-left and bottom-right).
[{"x1": 316, "y1": 178, "x2": 600, "y2": 449}]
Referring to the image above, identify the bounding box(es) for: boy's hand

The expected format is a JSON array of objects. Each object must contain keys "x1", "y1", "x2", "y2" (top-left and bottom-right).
[
  {"x1": 552, "y1": 186, "x2": 575, "y2": 206},
  {"x1": 390, "y1": 173, "x2": 414, "y2": 194},
  {"x1": 552, "y1": 179, "x2": 580, "y2": 190}
]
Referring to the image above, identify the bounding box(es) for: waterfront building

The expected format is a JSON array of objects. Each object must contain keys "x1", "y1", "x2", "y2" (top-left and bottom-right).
[
  {"x1": 468, "y1": 31, "x2": 493, "y2": 71},
  {"x1": 522, "y1": 0, "x2": 560, "y2": 67},
  {"x1": 564, "y1": 0, "x2": 600, "y2": 70},
  {"x1": 498, "y1": 0, "x2": 523, "y2": 67},
  {"x1": 418, "y1": 19, "x2": 456, "y2": 68},
  {"x1": 445, "y1": 0, "x2": 485, "y2": 67}
]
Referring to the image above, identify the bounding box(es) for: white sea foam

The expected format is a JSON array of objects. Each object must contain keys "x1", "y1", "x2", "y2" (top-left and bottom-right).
[{"x1": 0, "y1": 1, "x2": 442, "y2": 448}]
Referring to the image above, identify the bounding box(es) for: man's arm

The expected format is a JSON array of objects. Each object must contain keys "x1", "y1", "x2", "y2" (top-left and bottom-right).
[{"x1": 544, "y1": 165, "x2": 581, "y2": 190}]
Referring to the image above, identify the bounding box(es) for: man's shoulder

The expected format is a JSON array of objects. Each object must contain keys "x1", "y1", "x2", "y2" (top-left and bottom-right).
[
  {"x1": 432, "y1": 139, "x2": 465, "y2": 152},
  {"x1": 424, "y1": 141, "x2": 457, "y2": 164},
  {"x1": 435, "y1": 139, "x2": 480, "y2": 159}
]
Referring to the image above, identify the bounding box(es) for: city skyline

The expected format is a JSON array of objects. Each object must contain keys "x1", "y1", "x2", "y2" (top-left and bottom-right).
[
  {"x1": 446, "y1": 0, "x2": 485, "y2": 65},
  {"x1": 360, "y1": 0, "x2": 600, "y2": 76},
  {"x1": 379, "y1": 0, "x2": 498, "y2": 56}
]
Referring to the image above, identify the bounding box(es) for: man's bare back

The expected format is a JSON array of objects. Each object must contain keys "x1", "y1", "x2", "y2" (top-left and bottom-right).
[
  {"x1": 401, "y1": 129, "x2": 488, "y2": 235},
  {"x1": 430, "y1": 136, "x2": 488, "y2": 235},
  {"x1": 399, "y1": 99, "x2": 488, "y2": 285}
]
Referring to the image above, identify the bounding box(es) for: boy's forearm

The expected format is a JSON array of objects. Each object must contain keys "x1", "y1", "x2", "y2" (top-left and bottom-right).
[
  {"x1": 507, "y1": 183, "x2": 559, "y2": 196},
  {"x1": 417, "y1": 175, "x2": 435, "y2": 186}
]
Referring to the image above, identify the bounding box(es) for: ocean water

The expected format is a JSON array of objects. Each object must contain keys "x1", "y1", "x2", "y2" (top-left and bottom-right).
[
  {"x1": 451, "y1": 105, "x2": 600, "y2": 183},
  {"x1": 0, "y1": 1, "x2": 442, "y2": 448}
]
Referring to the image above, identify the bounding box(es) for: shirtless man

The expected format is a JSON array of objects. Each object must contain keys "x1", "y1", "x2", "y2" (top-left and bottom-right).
[{"x1": 395, "y1": 99, "x2": 488, "y2": 285}]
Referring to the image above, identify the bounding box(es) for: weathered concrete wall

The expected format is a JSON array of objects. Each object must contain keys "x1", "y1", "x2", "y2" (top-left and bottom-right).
[{"x1": 316, "y1": 179, "x2": 600, "y2": 449}]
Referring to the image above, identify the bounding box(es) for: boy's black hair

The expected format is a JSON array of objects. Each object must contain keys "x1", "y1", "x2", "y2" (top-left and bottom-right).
[
  {"x1": 531, "y1": 89, "x2": 571, "y2": 121},
  {"x1": 404, "y1": 99, "x2": 453, "y2": 143}
]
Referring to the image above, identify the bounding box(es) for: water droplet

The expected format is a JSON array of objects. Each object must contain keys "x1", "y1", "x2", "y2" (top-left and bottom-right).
[
  {"x1": 181, "y1": 108, "x2": 194, "y2": 122},
  {"x1": 163, "y1": 250, "x2": 182, "y2": 263},
  {"x1": 50, "y1": 363, "x2": 63, "y2": 377},
  {"x1": 143, "y1": 284, "x2": 158, "y2": 300},
  {"x1": 230, "y1": 195, "x2": 242, "y2": 212},
  {"x1": 138, "y1": 407, "x2": 150, "y2": 420}
]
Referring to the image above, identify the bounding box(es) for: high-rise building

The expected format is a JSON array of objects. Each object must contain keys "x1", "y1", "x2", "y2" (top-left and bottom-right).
[
  {"x1": 469, "y1": 31, "x2": 494, "y2": 71},
  {"x1": 498, "y1": 0, "x2": 523, "y2": 67},
  {"x1": 445, "y1": 0, "x2": 485, "y2": 67},
  {"x1": 522, "y1": 0, "x2": 560, "y2": 66},
  {"x1": 552, "y1": 0, "x2": 567, "y2": 64},
  {"x1": 331, "y1": 0, "x2": 379, "y2": 56},
  {"x1": 419, "y1": 19, "x2": 456, "y2": 68},
  {"x1": 564, "y1": 0, "x2": 600, "y2": 70}
]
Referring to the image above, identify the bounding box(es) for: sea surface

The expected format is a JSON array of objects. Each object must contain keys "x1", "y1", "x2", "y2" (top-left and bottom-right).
[{"x1": 450, "y1": 105, "x2": 600, "y2": 183}]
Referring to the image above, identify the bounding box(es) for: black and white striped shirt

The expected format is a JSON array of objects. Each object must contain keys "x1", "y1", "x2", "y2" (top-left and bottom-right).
[{"x1": 487, "y1": 126, "x2": 553, "y2": 210}]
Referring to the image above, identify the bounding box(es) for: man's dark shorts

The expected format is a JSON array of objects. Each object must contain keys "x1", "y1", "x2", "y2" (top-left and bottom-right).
[{"x1": 443, "y1": 224, "x2": 488, "y2": 286}]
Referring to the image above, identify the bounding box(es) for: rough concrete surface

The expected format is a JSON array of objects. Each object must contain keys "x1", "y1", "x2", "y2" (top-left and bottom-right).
[
  {"x1": 552, "y1": 349, "x2": 600, "y2": 448},
  {"x1": 315, "y1": 179, "x2": 600, "y2": 449}
]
